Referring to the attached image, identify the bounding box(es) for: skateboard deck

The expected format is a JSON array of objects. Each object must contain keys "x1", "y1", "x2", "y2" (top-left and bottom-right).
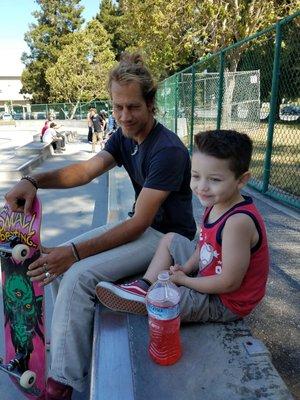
[{"x1": 0, "y1": 196, "x2": 45, "y2": 398}]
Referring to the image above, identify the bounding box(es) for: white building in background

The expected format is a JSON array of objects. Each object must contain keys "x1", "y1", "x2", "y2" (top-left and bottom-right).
[{"x1": 0, "y1": 75, "x2": 31, "y2": 114}]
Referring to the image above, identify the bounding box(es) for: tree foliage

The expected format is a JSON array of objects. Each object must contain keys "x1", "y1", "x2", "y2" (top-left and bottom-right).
[
  {"x1": 21, "y1": 0, "x2": 84, "y2": 103},
  {"x1": 20, "y1": 0, "x2": 299, "y2": 104},
  {"x1": 46, "y1": 20, "x2": 116, "y2": 117},
  {"x1": 117, "y1": 0, "x2": 299, "y2": 77},
  {"x1": 96, "y1": 0, "x2": 127, "y2": 58}
]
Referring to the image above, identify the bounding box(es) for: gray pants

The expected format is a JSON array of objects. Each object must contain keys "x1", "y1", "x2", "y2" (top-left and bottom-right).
[
  {"x1": 169, "y1": 233, "x2": 239, "y2": 323},
  {"x1": 49, "y1": 223, "x2": 163, "y2": 392}
]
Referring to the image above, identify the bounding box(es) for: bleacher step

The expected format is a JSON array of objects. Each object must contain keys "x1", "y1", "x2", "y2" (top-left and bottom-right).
[
  {"x1": 91, "y1": 305, "x2": 293, "y2": 400},
  {"x1": 0, "y1": 142, "x2": 52, "y2": 181}
]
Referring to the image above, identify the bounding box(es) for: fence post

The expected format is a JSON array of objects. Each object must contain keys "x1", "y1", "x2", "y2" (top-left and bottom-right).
[
  {"x1": 189, "y1": 65, "x2": 196, "y2": 154},
  {"x1": 262, "y1": 21, "x2": 283, "y2": 193},
  {"x1": 216, "y1": 51, "x2": 225, "y2": 130},
  {"x1": 174, "y1": 74, "x2": 179, "y2": 135}
]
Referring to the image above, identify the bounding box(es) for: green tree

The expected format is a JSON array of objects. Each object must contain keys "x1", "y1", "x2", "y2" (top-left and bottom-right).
[
  {"x1": 119, "y1": 0, "x2": 199, "y2": 78},
  {"x1": 21, "y1": 0, "x2": 84, "y2": 103},
  {"x1": 96, "y1": 0, "x2": 127, "y2": 58},
  {"x1": 46, "y1": 20, "x2": 116, "y2": 118},
  {"x1": 118, "y1": 0, "x2": 299, "y2": 78}
]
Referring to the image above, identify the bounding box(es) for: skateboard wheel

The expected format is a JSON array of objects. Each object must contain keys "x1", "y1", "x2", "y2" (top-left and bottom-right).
[
  {"x1": 20, "y1": 370, "x2": 36, "y2": 389},
  {"x1": 12, "y1": 244, "x2": 30, "y2": 261}
]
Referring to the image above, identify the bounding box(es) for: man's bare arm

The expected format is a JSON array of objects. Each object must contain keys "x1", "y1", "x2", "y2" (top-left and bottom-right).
[
  {"x1": 75, "y1": 186, "x2": 170, "y2": 259},
  {"x1": 33, "y1": 151, "x2": 115, "y2": 188},
  {"x1": 27, "y1": 186, "x2": 170, "y2": 283},
  {"x1": 5, "y1": 151, "x2": 116, "y2": 213}
]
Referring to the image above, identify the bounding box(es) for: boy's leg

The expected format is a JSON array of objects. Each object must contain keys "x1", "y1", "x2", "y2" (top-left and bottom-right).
[
  {"x1": 96, "y1": 233, "x2": 196, "y2": 313},
  {"x1": 179, "y1": 288, "x2": 240, "y2": 323},
  {"x1": 144, "y1": 232, "x2": 175, "y2": 283},
  {"x1": 49, "y1": 224, "x2": 163, "y2": 392}
]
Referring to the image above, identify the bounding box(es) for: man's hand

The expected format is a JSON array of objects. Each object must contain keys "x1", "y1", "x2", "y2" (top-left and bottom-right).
[
  {"x1": 27, "y1": 245, "x2": 76, "y2": 286},
  {"x1": 5, "y1": 179, "x2": 37, "y2": 214}
]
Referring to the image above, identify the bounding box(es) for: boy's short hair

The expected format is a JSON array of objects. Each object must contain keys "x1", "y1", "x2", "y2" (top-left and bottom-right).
[
  {"x1": 194, "y1": 130, "x2": 253, "y2": 178},
  {"x1": 50, "y1": 122, "x2": 57, "y2": 128}
]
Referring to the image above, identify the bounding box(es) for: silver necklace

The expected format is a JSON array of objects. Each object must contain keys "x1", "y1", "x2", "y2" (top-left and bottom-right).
[{"x1": 131, "y1": 119, "x2": 157, "y2": 156}]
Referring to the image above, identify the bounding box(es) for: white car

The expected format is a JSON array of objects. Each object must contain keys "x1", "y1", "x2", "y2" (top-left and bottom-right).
[{"x1": 2, "y1": 112, "x2": 13, "y2": 120}]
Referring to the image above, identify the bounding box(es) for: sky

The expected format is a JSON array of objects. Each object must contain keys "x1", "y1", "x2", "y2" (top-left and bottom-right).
[{"x1": 0, "y1": 0, "x2": 100, "y2": 76}]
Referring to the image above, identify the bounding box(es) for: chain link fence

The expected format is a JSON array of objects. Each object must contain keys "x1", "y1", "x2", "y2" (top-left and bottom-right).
[
  {"x1": 157, "y1": 12, "x2": 300, "y2": 210},
  {"x1": 10, "y1": 100, "x2": 111, "y2": 121}
]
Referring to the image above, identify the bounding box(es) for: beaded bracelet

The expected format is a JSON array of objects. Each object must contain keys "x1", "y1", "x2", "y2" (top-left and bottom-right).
[
  {"x1": 21, "y1": 175, "x2": 38, "y2": 189},
  {"x1": 70, "y1": 242, "x2": 81, "y2": 262}
]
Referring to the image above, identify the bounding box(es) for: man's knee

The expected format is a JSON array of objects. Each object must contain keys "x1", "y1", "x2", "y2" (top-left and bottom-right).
[{"x1": 160, "y1": 232, "x2": 176, "y2": 249}]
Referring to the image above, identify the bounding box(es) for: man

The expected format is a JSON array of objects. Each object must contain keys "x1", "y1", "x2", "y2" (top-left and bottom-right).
[
  {"x1": 90, "y1": 108, "x2": 105, "y2": 152},
  {"x1": 42, "y1": 122, "x2": 65, "y2": 154},
  {"x1": 87, "y1": 109, "x2": 93, "y2": 143},
  {"x1": 5, "y1": 52, "x2": 196, "y2": 399}
]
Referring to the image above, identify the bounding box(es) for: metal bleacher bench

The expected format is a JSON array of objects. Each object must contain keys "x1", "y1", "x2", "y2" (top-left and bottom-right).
[{"x1": 90, "y1": 167, "x2": 293, "y2": 400}]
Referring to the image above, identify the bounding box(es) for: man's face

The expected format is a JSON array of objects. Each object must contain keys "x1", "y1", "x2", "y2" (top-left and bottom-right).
[{"x1": 111, "y1": 80, "x2": 154, "y2": 141}]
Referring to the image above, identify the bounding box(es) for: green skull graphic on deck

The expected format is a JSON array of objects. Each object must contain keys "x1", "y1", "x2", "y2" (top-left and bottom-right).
[{"x1": 4, "y1": 273, "x2": 43, "y2": 355}]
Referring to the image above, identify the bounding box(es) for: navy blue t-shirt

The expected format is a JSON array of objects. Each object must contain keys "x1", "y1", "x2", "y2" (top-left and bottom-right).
[{"x1": 104, "y1": 122, "x2": 196, "y2": 240}]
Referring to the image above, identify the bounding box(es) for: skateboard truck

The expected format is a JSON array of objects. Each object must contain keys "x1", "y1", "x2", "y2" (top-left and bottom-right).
[
  {"x1": 0, "y1": 236, "x2": 30, "y2": 262},
  {"x1": 0, "y1": 353, "x2": 37, "y2": 390}
]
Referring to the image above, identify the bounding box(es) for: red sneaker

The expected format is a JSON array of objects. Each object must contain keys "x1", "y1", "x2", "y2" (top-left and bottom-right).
[
  {"x1": 96, "y1": 279, "x2": 150, "y2": 315},
  {"x1": 37, "y1": 378, "x2": 73, "y2": 400}
]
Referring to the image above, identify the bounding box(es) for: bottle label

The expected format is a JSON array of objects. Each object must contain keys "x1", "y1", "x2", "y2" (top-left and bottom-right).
[{"x1": 147, "y1": 303, "x2": 179, "y2": 320}]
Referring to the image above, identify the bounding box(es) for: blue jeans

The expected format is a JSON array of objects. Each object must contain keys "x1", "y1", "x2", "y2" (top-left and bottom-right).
[{"x1": 49, "y1": 223, "x2": 163, "y2": 391}]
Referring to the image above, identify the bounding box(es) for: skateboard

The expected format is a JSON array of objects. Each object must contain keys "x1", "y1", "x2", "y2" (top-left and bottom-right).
[{"x1": 0, "y1": 196, "x2": 45, "y2": 398}]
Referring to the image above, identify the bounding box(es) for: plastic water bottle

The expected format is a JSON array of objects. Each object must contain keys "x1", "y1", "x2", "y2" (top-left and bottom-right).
[{"x1": 146, "y1": 271, "x2": 182, "y2": 365}]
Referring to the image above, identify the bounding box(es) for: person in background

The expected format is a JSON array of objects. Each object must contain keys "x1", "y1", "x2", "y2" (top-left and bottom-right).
[
  {"x1": 107, "y1": 111, "x2": 117, "y2": 133},
  {"x1": 42, "y1": 122, "x2": 66, "y2": 154},
  {"x1": 90, "y1": 108, "x2": 105, "y2": 152},
  {"x1": 40, "y1": 120, "x2": 49, "y2": 142},
  {"x1": 97, "y1": 130, "x2": 270, "y2": 327},
  {"x1": 100, "y1": 110, "x2": 108, "y2": 132},
  {"x1": 87, "y1": 109, "x2": 93, "y2": 143}
]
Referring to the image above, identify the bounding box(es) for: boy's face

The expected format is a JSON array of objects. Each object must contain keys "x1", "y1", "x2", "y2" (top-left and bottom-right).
[{"x1": 191, "y1": 151, "x2": 248, "y2": 208}]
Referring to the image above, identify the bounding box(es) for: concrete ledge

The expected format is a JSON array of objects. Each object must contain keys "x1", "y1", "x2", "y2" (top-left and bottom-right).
[
  {"x1": 15, "y1": 141, "x2": 51, "y2": 156},
  {"x1": 92, "y1": 305, "x2": 292, "y2": 400},
  {"x1": 107, "y1": 167, "x2": 134, "y2": 222},
  {"x1": 0, "y1": 142, "x2": 52, "y2": 181}
]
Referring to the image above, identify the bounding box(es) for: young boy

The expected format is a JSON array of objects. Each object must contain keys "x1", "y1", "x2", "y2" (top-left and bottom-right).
[{"x1": 96, "y1": 130, "x2": 269, "y2": 323}]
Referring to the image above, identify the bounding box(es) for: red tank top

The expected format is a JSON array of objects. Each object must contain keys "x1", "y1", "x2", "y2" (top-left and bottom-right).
[{"x1": 198, "y1": 196, "x2": 269, "y2": 317}]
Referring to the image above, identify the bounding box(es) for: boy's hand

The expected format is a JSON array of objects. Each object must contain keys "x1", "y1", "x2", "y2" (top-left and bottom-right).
[
  {"x1": 169, "y1": 265, "x2": 187, "y2": 285},
  {"x1": 170, "y1": 263, "x2": 182, "y2": 272}
]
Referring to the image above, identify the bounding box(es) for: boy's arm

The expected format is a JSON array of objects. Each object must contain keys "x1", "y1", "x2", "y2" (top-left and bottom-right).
[
  {"x1": 170, "y1": 214, "x2": 256, "y2": 294},
  {"x1": 179, "y1": 246, "x2": 200, "y2": 275}
]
